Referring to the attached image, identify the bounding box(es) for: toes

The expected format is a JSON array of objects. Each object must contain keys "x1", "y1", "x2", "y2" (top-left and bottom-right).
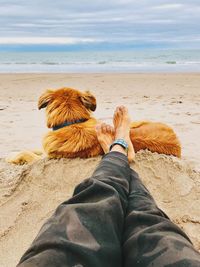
[
  {"x1": 115, "y1": 106, "x2": 120, "y2": 112},
  {"x1": 114, "y1": 106, "x2": 120, "y2": 117},
  {"x1": 96, "y1": 123, "x2": 114, "y2": 135},
  {"x1": 95, "y1": 122, "x2": 115, "y2": 154},
  {"x1": 101, "y1": 123, "x2": 107, "y2": 134},
  {"x1": 120, "y1": 106, "x2": 128, "y2": 117},
  {"x1": 113, "y1": 107, "x2": 121, "y2": 125},
  {"x1": 102, "y1": 123, "x2": 112, "y2": 134},
  {"x1": 114, "y1": 105, "x2": 127, "y2": 120},
  {"x1": 96, "y1": 123, "x2": 107, "y2": 136},
  {"x1": 119, "y1": 105, "x2": 124, "y2": 112},
  {"x1": 105, "y1": 125, "x2": 110, "y2": 133}
]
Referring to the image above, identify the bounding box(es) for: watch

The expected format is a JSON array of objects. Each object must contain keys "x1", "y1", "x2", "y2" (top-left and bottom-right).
[{"x1": 109, "y1": 139, "x2": 128, "y2": 153}]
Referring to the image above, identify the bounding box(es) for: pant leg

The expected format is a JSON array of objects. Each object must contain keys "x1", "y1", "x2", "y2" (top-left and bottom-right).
[
  {"x1": 17, "y1": 152, "x2": 131, "y2": 267},
  {"x1": 123, "y1": 169, "x2": 200, "y2": 267}
]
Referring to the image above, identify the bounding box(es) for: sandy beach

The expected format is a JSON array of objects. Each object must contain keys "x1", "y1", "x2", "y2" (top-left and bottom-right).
[
  {"x1": 0, "y1": 73, "x2": 200, "y2": 167},
  {"x1": 0, "y1": 73, "x2": 200, "y2": 266}
]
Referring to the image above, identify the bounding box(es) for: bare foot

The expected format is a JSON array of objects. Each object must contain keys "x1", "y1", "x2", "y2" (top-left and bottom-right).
[
  {"x1": 113, "y1": 106, "x2": 135, "y2": 162},
  {"x1": 95, "y1": 123, "x2": 115, "y2": 153}
]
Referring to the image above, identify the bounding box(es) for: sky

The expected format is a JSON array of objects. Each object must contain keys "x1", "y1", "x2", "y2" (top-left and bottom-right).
[{"x1": 0, "y1": 0, "x2": 200, "y2": 51}]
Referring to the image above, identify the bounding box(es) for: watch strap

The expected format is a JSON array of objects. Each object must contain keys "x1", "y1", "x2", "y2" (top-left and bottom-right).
[{"x1": 109, "y1": 139, "x2": 128, "y2": 153}]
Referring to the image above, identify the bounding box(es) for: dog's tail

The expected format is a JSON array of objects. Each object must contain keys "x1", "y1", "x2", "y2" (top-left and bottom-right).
[{"x1": 130, "y1": 122, "x2": 181, "y2": 158}]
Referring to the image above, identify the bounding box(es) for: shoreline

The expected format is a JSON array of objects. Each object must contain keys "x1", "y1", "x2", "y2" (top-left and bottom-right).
[
  {"x1": 1, "y1": 49, "x2": 200, "y2": 73},
  {"x1": 1, "y1": 71, "x2": 200, "y2": 74},
  {"x1": 0, "y1": 72, "x2": 200, "y2": 74}
]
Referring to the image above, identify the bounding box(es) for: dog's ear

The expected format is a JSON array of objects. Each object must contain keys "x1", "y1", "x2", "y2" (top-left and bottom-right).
[
  {"x1": 80, "y1": 91, "x2": 96, "y2": 111},
  {"x1": 38, "y1": 90, "x2": 54, "y2": 110}
]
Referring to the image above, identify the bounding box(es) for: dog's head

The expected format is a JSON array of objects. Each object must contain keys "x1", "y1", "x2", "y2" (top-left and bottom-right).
[{"x1": 38, "y1": 87, "x2": 96, "y2": 128}]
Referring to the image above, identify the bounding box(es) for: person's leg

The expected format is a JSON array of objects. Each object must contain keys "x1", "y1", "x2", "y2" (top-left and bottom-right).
[
  {"x1": 17, "y1": 107, "x2": 133, "y2": 267},
  {"x1": 123, "y1": 168, "x2": 200, "y2": 267}
]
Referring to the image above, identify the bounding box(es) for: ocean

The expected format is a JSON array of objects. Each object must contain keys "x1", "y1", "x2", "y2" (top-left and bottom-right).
[{"x1": 0, "y1": 49, "x2": 200, "y2": 73}]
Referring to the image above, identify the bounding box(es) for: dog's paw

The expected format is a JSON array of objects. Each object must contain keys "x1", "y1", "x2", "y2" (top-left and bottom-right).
[{"x1": 6, "y1": 151, "x2": 42, "y2": 165}]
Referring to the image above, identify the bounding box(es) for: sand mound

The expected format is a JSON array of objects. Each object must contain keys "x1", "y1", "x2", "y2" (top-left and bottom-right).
[{"x1": 0, "y1": 151, "x2": 200, "y2": 267}]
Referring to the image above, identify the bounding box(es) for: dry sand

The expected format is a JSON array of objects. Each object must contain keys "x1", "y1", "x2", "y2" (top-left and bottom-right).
[{"x1": 0, "y1": 73, "x2": 200, "y2": 266}]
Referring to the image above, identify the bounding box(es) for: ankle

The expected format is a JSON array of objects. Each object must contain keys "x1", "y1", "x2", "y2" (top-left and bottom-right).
[
  {"x1": 110, "y1": 145, "x2": 127, "y2": 156},
  {"x1": 109, "y1": 139, "x2": 129, "y2": 156}
]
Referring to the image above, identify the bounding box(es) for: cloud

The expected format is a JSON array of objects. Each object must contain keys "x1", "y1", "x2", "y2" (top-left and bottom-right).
[
  {"x1": 0, "y1": 37, "x2": 99, "y2": 45},
  {"x1": 0, "y1": 0, "x2": 200, "y2": 49},
  {"x1": 153, "y1": 4, "x2": 184, "y2": 10}
]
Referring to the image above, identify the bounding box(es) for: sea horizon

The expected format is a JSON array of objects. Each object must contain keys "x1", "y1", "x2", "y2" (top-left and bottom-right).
[{"x1": 0, "y1": 49, "x2": 200, "y2": 73}]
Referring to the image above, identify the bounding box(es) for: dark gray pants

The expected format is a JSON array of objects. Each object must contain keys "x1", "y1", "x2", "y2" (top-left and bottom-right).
[{"x1": 17, "y1": 152, "x2": 200, "y2": 267}]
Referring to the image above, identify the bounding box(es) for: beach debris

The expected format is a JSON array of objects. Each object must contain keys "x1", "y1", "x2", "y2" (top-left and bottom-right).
[{"x1": 171, "y1": 100, "x2": 183, "y2": 104}]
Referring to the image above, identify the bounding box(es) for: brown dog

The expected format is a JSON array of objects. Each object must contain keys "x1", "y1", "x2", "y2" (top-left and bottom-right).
[{"x1": 7, "y1": 87, "x2": 181, "y2": 164}]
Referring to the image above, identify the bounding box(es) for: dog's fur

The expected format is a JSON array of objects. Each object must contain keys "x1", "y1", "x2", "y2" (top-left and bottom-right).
[{"x1": 7, "y1": 87, "x2": 181, "y2": 164}]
